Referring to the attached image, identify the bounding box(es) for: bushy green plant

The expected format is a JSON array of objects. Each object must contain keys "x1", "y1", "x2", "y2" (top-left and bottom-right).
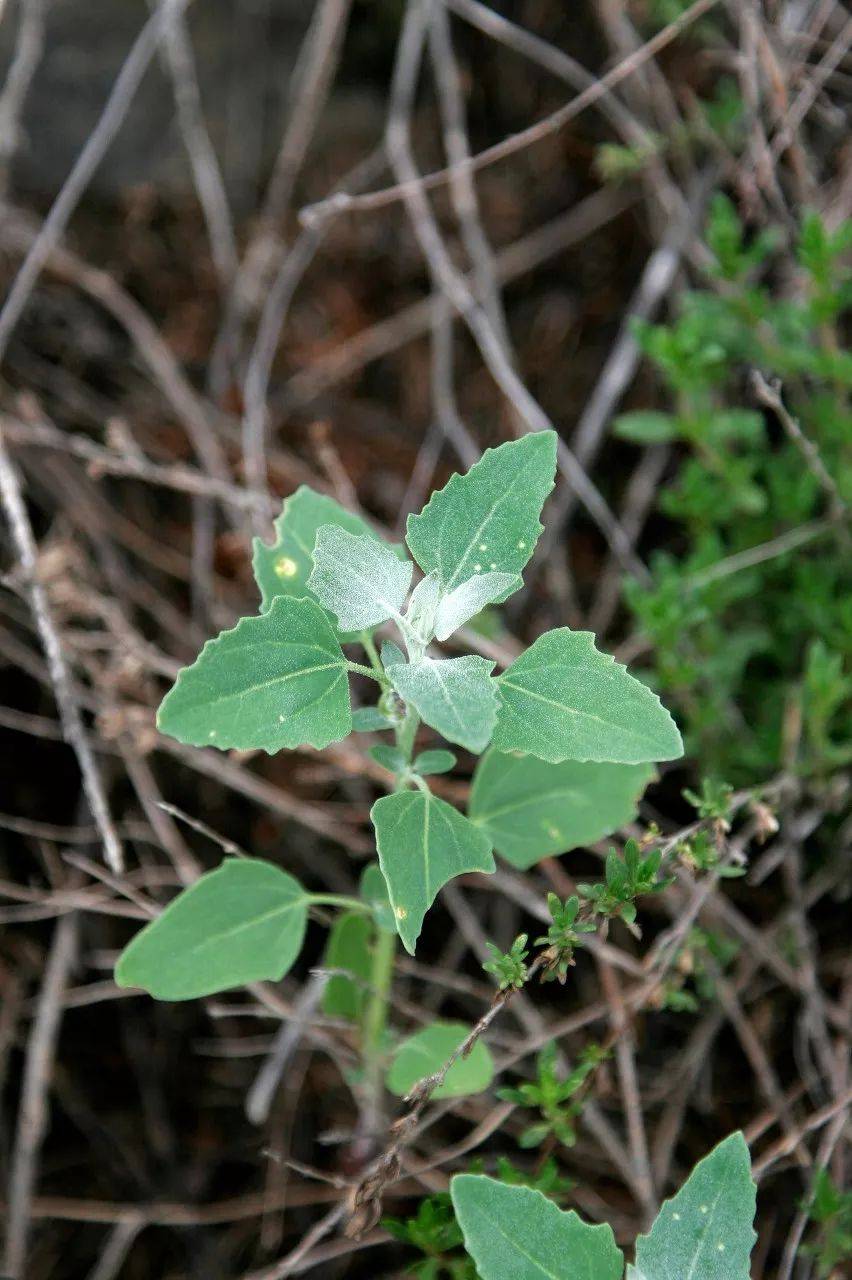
[{"x1": 618, "y1": 199, "x2": 852, "y2": 783}]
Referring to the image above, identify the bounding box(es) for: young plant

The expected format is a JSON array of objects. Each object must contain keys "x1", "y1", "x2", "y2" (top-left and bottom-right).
[
  {"x1": 451, "y1": 1131, "x2": 757, "y2": 1279},
  {"x1": 114, "y1": 433, "x2": 682, "y2": 1033},
  {"x1": 497, "y1": 1041, "x2": 607, "y2": 1149}
]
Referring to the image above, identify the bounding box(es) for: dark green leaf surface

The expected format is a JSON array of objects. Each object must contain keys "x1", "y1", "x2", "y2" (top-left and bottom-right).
[
  {"x1": 470, "y1": 750, "x2": 654, "y2": 867},
  {"x1": 157, "y1": 596, "x2": 351, "y2": 753},
  {"x1": 371, "y1": 791, "x2": 495, "y2": 953},
  {"x1": 115, "y1": 859, "x2": 308, "y2": 1000},
  {"x1": 451, "y1": 1175, "x2": 624, "y2": 1279},
  {"x1": 321, "y1": 910, "x2": 373, "y2": 1020},
  {"x1": 493, "y1": 629, "x2": 683, "y2": 764},
  {"x1": 634, "y1": 1132, "x2": 756, "y2": 1279}
]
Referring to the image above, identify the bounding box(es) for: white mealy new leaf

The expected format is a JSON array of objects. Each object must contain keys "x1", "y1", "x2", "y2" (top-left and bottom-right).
[
  {"x1": 388, "y1": 655, "x2": 498, "y2": 754},
  {"x1": 434, "y1": 571, "x2": 517, "y2": 641},
  {"x1": 634, "y1": 1132, "x2": 756, "y2": 1280},
  {"x1": 406, "y1": 432, "x2": 557, "y2": 600},
  {"x1": 308, "y1": 526, "x2": 413, "y2": 632},
  {"x1": 404, "y1": 571, "x2": 442, "y2": 657}
]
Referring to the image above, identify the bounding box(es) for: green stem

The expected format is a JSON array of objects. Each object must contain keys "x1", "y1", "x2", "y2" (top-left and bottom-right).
[
  {"x1": 362, "y1": 925, "x2": 396, "y2": 1096},
  {"x1": 347, "y1": 659, "x2": 387, "y2": 685},
  {"x1": 360, "y1": 630, "x2": 383, "y2": 674},
  {"x1": 309, "y1": 893, "x2": 371, "y2": 914}
]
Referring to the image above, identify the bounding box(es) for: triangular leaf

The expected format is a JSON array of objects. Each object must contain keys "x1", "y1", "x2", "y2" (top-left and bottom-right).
[
  {"x1": 388, "y1": 655, "x2": 498, "y2": 754},
  {"x1": 493, "y1": 628, "x2": 683, "y2": 764},
  {"x1": 406, "y1": 433, "x2": 557, "y2": 599},
  {"x1": 309, "y1": 527, "x2": 413, "y2": 632},
  {"x1": 387, "y1": 1021, "x2": 494, "y2": 1099},
  {"x1": 470, "y1": 750, "x2": 654, "y2": 868},
  {"x1": 634, "y1": 1132, "x2": 756, "y2": 1280},
  {"x1": 157, "y1": 595, "x2": 351, "y2": 753},
  {"x1": 371, "y1": 790, "x2": 495, "y2": 953},
  {"x1": 252, "y1": 486, "x2": 382, "y2": 630},
  {"x1": 115, "y1": 859, "x2": 308, "y2": 1000},
  {"x1": 451, "y1": 1175, "x2": 624, "y2": 1280},
  {"x1": 434, "y1": 571, "x2": 517, "y2": 640}
]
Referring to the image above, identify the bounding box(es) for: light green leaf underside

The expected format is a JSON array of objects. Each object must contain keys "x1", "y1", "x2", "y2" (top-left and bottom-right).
[
  {"x1": 157, "y1": 595, "x2": 351, "y2": 753},
  {"x1": 321, "y1": 910, "x2": 373, "y2": 1020},
  {"x1": 451, "y1": 1175, "x2": 624, "y2": 1280},
  {"x1": 470, "y1": 750, "x2": 655, "y2": 868},
  {"x1": 406, "y1": 432, "x2": 557, "y2": 599},
  {"x1": 309, "y1": 526, "x2": 413, "y2": 632},
  {"x1": 388, "y1": 655, "x2": 498, "y2": 754},
  {"x1": 434, "y1": 571, "x2": 517, "y2": 640},
  {"x1": 493, "y1": 628, "x2": 683, "y2": 765},
  {"x1": 371, "y1": 791, "x2": 495, "y2": 954},
  {"x1": 359, "y1": 862, "x2": 397, "y2": 934},
  {"x1": 251, "y1": 485, "x2": 380, "y2": 629},
  {"x1": 634, "y1": 1132, "x2": 756, "y2": 1280},
  {"x1": 386, "y1": 1021, "x2": 494, "y2": 1099},
  {"x1": 114, "y1": 859, "x2": 308, "y2": 1000}
]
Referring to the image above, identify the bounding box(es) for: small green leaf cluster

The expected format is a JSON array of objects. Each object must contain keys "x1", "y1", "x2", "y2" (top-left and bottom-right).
[
  {"x1": 498, "y1": 1041, "x2": 608, "y2": 1149},
  {"x1": 451, "y1": 1131, "x2": 757, "y2": 1279},
  {"x1": 577, "y1": 839, "x2": 673, "y2": 928},
  {"x1": 619, "y1": 198, "x2": 852, "y2": 783},
  {"x1": 534, "y1": 894, "x2": 596, "y2": 983},
  {"x1": 483, "y1": 934, "x2": 529, "y2": 992},
  {"x1": 115, "y1": 433, "x2": 683, "y2": 1000},
  {"x1": 802, "y1": 1168, "x2": 852, "y2": 1278}
]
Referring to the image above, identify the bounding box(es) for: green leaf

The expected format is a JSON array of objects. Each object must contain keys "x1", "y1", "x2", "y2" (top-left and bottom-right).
[
  {"x1": 451, "y1": 1175, "x2": 624, "y2": 1280},
  {"x1": 492, "y1": 628, "x2": 683, "y2": 764},
  {"x1": 369, "y1": 743, "x2": 407, "y2": 774},
  {"x1": 114, "y1": 858, "x2": 308, "y2": 1000},
  {"x1": 614, "y1": 411, "x2": 680, "y2": 444},
  {"x1": 405, "y1": 571, "x2": 442, "y2": 649},
  {"x1": 252, "y1": 485, "x2": 380, "y2": 622},
  {"x1": 371, "y1": 790, "x2": 495, "y2": 953},
  {"x1": 414, "y1": 748, "x2": 457, "y2": 775},
  {"x1": 635, "y1": 1132, "x2": 756, "y2": 1279},
  {"x1": 359, "y1": 862, "x2": 397, "y2": 933},
  {"x1": 470, "y1": 750, "x2": 654, "y2": 868},
  {"x1": 434, "y1": 571, "x2": 517, "y2": 640},
  {"x1": 309, "y1": 527, "x2": 413, "y2": 632},
  {"x1": 388, "y1": 655, "x2": 498, "y2": 754},
  {"x1": 406, "y1": 433, "x2": 557, "y2": 599},
  {"x1": 321, "y1": 910, "x2": 373, "y2": 1020},
  {"x1": 352, "y1": 706, "x2": 392, "y2": 731},
  {"x1": 386, "y1": 1021, "x2": 494, "y2": 1099},
  {"x1": 157, "y1": 595, "x2": 351, "y2": 753}
]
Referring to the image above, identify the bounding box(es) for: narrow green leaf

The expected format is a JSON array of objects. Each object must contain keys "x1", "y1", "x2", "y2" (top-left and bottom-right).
[
  {"x1": 387, "y1": 1021, "x2": 494, "y2": 1099},
  {"x1": 371, "y1": 791, "x2": 495, "y2": 953},
  {"x1": 370, "y1": 743, "x2": 407, "y2": 774},
  {"x1": 451, "y1": 1175, "x2": 624, "y2": 1280},
  {"x1": 388, "y1": 655, "x2": 498, "y2": 754},
  {"x1": 309, "y1": 527, "x2": 413, "y2": 632},
  {"x1": 613, "y1": 411, "x2": 680, "y2": 444},
  {"x1": 405, "y1": 571, "x2": 442, "y2": 646},
  {"x1": 434, "y1": 571, "x2": 517, "y2": 640},
  {"x1": 634, "y1": 1132, "x2": 756, "y2": 1280},
  {"x1": 414, "y1": 748, "x2": 457, "y2": 775},
  {"x1": 252, "y1": 485, "x2": 379, "y2": 620},
  {"x1": 406, "y1": 433, "x2": 557, "y2": 599},
  {"x1": 114, "y1": 859, "x2": 308, "y2": 1000},
  {"x1": 321, "y1": 910, "x2": 373, "y2": 1020},
  {"x1": 470, "y1": 750, "x2": 654, "y2": 868},
  {"x1": 157, "y1": 595, "x2": 351, "y2": 753},
  {"x1": 493, "y1": 628, "x2": 683, "y2": 764}
]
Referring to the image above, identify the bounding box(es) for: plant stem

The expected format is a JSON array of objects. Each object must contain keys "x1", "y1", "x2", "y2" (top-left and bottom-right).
[
  {"x1": 309, "y1": 893, "x2": 370, "y2": 914},
  {"x1": 362, "y1": 924, "x2": 396, "y2": 1100}
]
